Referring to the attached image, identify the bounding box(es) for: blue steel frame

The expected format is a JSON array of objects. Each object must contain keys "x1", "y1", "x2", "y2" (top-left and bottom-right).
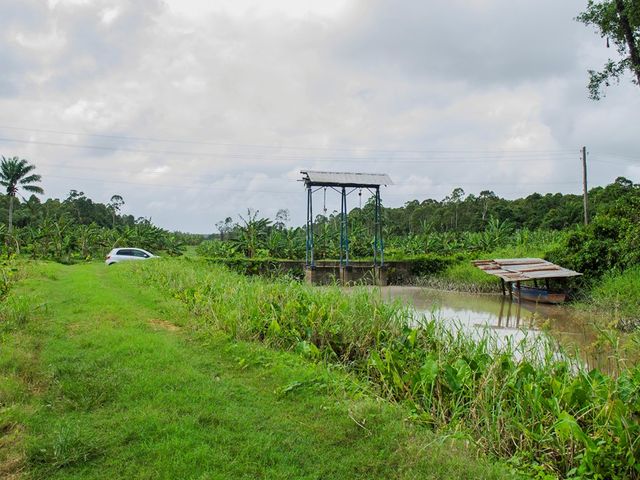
[{"x1": 305, "y1": 183, "x2": 384, "y2": 268}]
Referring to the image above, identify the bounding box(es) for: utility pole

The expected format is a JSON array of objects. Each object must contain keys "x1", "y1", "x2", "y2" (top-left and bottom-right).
[{"x1": 582, "y1": 146, "x2": 589, "y2": 225}]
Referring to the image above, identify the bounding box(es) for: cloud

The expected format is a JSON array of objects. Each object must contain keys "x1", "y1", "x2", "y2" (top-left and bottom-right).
[
  {"x1": 338, "y1": 0, "x2": 589, "y2": 86},
  {"x1": 0, "y1": 0, "x2": 638, "y2": 232}
]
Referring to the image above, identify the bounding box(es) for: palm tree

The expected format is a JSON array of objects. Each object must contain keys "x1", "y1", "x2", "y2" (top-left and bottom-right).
[{"x1": 0, "y1": 156, "x2": 44, "y2": 233}]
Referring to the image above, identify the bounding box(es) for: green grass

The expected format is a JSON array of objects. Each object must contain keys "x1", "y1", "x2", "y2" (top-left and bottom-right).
[
  {"x1": 417, "y1": 262, "x2": 499, "y2": 292},
  {"x1": 126, "y1": 259, "x2": 640, "y2": 479},
  {"x1": 590, "y1": 265, "x2": 640, "y2": 328},
  {"x1": 416, "y1": 245, "x2": 550, "y2": 293},
  {"x1": 0, "y1": 261, "x2": 513, "y2": 479}
]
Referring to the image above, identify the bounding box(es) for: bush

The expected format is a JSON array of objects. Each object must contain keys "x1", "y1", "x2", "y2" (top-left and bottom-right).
[
  {"x1": 547, "y1": 215, "x2": 637, "y2": 278},
  {"x1": 406, "y1": 254, "x2": 458, "y2": 276},
  {"x1": 205, "y1": 257, "x2": 304, "y2": 279},
  {"x1": 591, "y1": 266, "x2": 640, "y2": 329},
  {"x1": 196, "y1": 240, "x2": 237, "y2": 258}
]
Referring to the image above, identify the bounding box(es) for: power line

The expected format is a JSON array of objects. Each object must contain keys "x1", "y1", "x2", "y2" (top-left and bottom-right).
[
  {"x1": 34, "y1": 161, "x2": 582, "y2": 187},
  {"x1": 0, "y1": 136, "x2": 580, "y2": 163},
  {"x1": 0, "y1": 124, "x2": 578, "y2": 155},
  {"x1": 589, "y1": 156, "x2": 638, "y2": 165},
  {"x1": 593, "y1": 152, "x2": 640, "y2": 161},
  {"x1": 44, "y1": 174, "x2": 299, "y2": 195},
  {"x1": 41, "y1": 172, "x2": 583, "y2": 199},
  {"x1": 1, "y1": 132, "x2": 624, "y2": 200}
]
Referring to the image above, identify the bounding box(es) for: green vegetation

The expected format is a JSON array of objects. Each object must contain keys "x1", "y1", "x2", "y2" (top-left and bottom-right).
[
  {"x1": 0, "y1": 189, "x2": 203, "y2": 261},
  {"x1": 546, "y1": 178, "x2": 640, "y2": 325},
  {"x1": 0, "y1": 156, "x2": 44, "y2": 235},
  {"x1": 418, "y1": 261, "x2": 500, "y2": 293},
  {"x1": 577, "y1": 0, "x2": 640, "y2": 100},
  {"x1": 127, "y1": 259, "x2": 640, "y2": 479},
  {"x1": 0, "y1": 155, "x2": 206, "y2": 260},
  {"x1": 548, "y1": 181, "x2": 640, "y2": 278},
  {"x1": 1, "y1": 155, "x2": 638, "y2": 322},
  {"x1": 0, "y1": 262, "x2": 514, "y2": 479},
  {"x1": 590, "y1": 265, "x2": 640, "y2": 329},
  {"x1": 198, "y1": 178, "x2": 640, "y2": 325},
  {"x1": 1, "y1": 155, "x2": 639, "y2": 478},
  {"x1": 413, "y1": 236, "x2": 557, "y2": 293}
]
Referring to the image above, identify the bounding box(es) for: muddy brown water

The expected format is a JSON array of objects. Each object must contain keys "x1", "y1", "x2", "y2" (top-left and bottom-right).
[{"x1": 379, "y1": 286, "x2": 615, "y2": 372}]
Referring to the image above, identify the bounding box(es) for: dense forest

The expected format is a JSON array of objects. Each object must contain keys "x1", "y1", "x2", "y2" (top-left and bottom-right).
[{"x1": 382, "y1": 179, "x2": 634, "y2": 234}]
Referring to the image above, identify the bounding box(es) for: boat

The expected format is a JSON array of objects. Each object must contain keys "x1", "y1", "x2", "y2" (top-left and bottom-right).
[{"x1": 513, "y1": 285, "x2": 566, "y2": 304}]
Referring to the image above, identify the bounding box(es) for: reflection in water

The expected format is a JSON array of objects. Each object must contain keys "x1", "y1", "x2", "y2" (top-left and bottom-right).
[{"x1": 378, "y1": 286, "x2": 611, "y2": 372}]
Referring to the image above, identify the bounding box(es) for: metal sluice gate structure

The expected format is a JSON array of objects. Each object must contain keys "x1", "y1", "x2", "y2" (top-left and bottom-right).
[{"x1": 301, "y1": 170, "x2": 392, "y2": 268}]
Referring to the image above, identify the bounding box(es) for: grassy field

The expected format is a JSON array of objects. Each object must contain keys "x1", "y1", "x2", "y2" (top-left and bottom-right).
[{"x1": 0, "y1": 261, "x2": 513, "y2": 479}]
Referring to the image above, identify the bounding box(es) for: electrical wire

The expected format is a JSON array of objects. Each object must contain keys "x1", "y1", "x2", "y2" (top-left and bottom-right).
[
  {"x1": 33, "y1": 160, "x2": 582, "y2": 187},
  {"x1": 0, "y1": 127, "x2": 630, "y2": 203},
  {"x1": 0, "y1": 124, "x2": 579, "y2": 155},
  {"x1": 0, "y1": 136, "x2": 582, "y2": 162}
]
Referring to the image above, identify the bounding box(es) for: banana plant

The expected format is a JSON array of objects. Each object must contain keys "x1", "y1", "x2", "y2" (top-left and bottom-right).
[{"x1": 75, "y1": 223, "x2": 100, "y2": 259}]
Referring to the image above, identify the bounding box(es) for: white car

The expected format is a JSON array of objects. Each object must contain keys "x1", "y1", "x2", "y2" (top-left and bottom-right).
[{"x1": 105, "y1": 247, "x2": 157, "y2": 265}]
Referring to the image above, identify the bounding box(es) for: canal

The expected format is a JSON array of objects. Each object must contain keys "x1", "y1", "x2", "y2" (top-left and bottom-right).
[{"x1": 380, "y1": 286, "x2": 614, "y2": 371}]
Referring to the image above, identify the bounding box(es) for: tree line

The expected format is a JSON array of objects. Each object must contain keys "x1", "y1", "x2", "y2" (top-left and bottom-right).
[
  {"x1": 3, "y1": 154, "x2": 638, "y2": 281},
  {"x1": 0, "y1": 156, "x2": 201, "y2": 261},
  {"x1": 204, "y1": 177, "x2": 639, "y2": 270}
]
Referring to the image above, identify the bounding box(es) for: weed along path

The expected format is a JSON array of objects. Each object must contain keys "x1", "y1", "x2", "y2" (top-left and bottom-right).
[{"x1": 0, "y1": 262, "x2": 512, "y2": 480}]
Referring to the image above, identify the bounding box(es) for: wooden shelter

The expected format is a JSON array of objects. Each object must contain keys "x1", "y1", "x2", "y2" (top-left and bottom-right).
[{"x1": 473, "y1": 258, "x2": 582, "y2": 304}]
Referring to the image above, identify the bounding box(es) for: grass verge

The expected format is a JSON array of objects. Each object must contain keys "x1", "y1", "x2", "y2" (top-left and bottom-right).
[
  {"x1": 588, "y1": 266, "x2": 640, "y2": 330},
  {"x1": 415, "y1": 245, "x2": 550, "y2": 293},
  {"x1": 0, "y1": 261, "x2": 513, "y2": 479}
]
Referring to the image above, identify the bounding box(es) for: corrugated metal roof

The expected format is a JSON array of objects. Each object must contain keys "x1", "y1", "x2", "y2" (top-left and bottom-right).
[
  {"x1": 472, "y1": 258, "x2": 582, "y2": 282},
  {"x1": 301, "y1": 170, "x2": 393, "y2": 187}
]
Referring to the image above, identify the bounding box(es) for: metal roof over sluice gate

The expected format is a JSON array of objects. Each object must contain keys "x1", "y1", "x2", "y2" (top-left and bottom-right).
[
  {"x1": 472, "y1": 258, "x2": 582, "y2": 283},
  {"x1": 301, "y1": 170, "x2": 393, "y2": 188}
]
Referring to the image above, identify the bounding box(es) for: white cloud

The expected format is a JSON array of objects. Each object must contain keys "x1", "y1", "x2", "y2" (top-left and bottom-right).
[
  {"x1": 48, "y1": 0, "x2": 90, "y2": 9},
  {"x1": 0, "y1": 0, "x2": 638, "y2": 232},
  {"x1": 100, "y1": 6, "x2": 120, "y2": 25},
  {"x1": 166, "y1": 0, "x2": 350, "y2": 21},
  {"x1": 12, "y1": 28, "x2": 66, "y2": 51}
]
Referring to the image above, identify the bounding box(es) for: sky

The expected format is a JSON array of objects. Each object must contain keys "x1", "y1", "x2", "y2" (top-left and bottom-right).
[{"x1": 1, "y1": 0, "x2": 639, "y2": 233}]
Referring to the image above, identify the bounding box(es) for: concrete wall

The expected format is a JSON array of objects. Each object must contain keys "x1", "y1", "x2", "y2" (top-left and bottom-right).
[
  {"x1": 305, "y1": 262, "x2": 401, "y2": 286},
  {"x1": 208, "y1": 258, "x2": 449, "y2": 286}
]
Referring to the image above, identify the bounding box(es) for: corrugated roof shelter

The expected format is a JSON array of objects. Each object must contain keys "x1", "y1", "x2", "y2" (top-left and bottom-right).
[
  {"x1": 472, "y1": 258, "x2": 582, "y2": 283},
  {"x1": 301, "y1": 171, "x2": 393, "y2": 188}
]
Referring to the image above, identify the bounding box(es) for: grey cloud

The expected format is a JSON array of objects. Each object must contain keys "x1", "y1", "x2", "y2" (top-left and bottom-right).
[
  {"x1": 3, "y1": 0, "x2": 165, "y2": 94},
  {"x1": 1, "y1": 1, "x2": 48, "y2": 96},
  {"x1": 3, "y1": 1, "x2": 46, "y2": 28},
  {"x1": 337, "y1": 0, "x2": 589, "y2": 86},
  {"x1": 0, "y1": 0, "x2": 638, "y2": 232}
]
